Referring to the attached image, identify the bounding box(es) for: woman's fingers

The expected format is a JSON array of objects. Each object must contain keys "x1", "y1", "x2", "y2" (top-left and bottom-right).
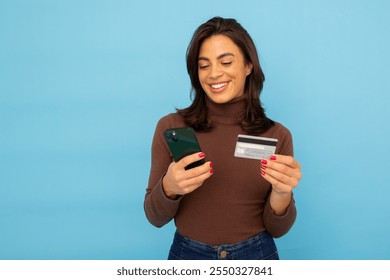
[
  {"x1": 174, "y1": 152, "x2": 206, "y2": 169},
  {"x1": 260, "y1": 155, "x2": 302, "y2": 192},
  {"x1": 163, "y1": 152, "x2": 213, "y2": 197}
]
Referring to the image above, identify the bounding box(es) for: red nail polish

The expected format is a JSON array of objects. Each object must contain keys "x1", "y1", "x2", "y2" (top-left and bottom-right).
[
  {"x1": 261, "y1": 159, "x2": 267, "y2": 165},
  {"x1": 210, "y1": 168, "x2": 214, "y2": 174},
  {"x1": 270, "y1": 155, "x2": 277, "y2": 161},
  {"x1": 210, "y1": 162, "x2": 213, "y2": 168},
  {"x1": 261, "y1": 170, "x2": 265, "y2": 176},
  {"x1": 261, "y1": 165, "x2": 266, "y2": 170},
  {"x1": 199, "y1": 152, "x2": 205, "y2": 158}
]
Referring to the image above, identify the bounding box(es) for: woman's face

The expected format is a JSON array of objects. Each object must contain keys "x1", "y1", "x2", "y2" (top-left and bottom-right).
[{"x1": 198, "y1": 35, "x2": 252, "y2": 104}]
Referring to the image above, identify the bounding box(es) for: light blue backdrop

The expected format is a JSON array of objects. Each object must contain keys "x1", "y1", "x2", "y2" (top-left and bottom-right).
[{"x1": 1, "y1": 0, "x2": 389, "y2": 260}]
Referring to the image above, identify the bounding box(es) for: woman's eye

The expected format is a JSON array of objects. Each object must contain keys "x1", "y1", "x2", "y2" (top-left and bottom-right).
[
  {"x1": 199, "y1": 65, "x2": 210, "y2": 69},
  {"x1": 222, "y1": 61, "x2": 232, "y2": 66}
]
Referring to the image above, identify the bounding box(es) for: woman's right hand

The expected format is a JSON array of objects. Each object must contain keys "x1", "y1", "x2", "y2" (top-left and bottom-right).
[{"x1": 162, "y1": 152, "x2": 213, "y2": 199}]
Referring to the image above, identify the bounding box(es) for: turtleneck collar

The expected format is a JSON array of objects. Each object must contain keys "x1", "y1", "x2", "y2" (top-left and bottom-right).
[{"x1": 206, "y1": 95, "x2": 246, "y2": 125}]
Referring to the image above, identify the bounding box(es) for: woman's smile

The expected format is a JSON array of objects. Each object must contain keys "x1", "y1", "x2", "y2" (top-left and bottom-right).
[{"x1": 209, "y1": 81, "x2": 229, "y2": 92}]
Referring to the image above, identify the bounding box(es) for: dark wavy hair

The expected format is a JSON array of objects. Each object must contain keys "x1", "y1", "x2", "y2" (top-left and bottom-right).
[{"x1": 177, "y1": 16, "x2": 274, "y2": 134}]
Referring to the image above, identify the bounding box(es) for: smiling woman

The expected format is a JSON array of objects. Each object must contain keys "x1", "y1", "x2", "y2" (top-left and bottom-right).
[
  {"x1": 144, "y1": 16, "x2": 302, "y2": 260},
  {"x1": 197, "y1": 35, "x2": 253, "y2": 104},
  {"x1": 179, "y1": 17, "x2": 272, "y2": 134}
]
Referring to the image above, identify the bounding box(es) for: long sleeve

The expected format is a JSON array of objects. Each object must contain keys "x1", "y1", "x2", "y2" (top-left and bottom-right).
[
  {"x1": 263, "y1": 194, "x2": 297, "y2": 238},
  {"x1": 144, "y1": 102, "x2": 298, "y2": 244},
  {"x1": 144, "y1": 115, "x2": 184, "y2": 227},
  {"x1": 262, "y1": 125, "x2": 297, "y2": 238}
]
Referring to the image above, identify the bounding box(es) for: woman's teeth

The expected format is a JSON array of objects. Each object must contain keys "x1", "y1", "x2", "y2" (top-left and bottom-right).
[{"x1": 210, "y1": 82, "x2": 227, "y2": 89}]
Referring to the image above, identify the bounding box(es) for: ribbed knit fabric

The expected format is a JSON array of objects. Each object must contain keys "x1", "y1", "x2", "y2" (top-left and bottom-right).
[{"x1": 144, "y1": 96, "x2": 296, "y2": 245}]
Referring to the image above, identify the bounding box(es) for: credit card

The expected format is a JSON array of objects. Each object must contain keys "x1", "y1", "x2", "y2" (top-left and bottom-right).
[{"x1": 234, "y1": 135, "x2": 278, "y2": 160}]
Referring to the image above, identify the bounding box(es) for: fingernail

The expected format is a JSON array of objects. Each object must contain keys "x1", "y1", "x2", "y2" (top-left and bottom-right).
[
  {"x1": 261, "y1": 159, "x2": 267, "y2": 165},
  {"x1": 261, "y1": 165, "x2": 266, "y2": 170},
  {"x1": 270, "y1": 155, "x2": 277, "y2": 161},
  {"x1": 261, "y1": 170, "x2": 265, "y2": 176},
  {"x1": 210, "y1": 162, "x2": 213, "y2": 168},
  {"x1": 210, "y1": 168, "x2": 214, "y2": 174},
  {"x1": 199, "y1": 152, "x2": 205, "y2": 158}
]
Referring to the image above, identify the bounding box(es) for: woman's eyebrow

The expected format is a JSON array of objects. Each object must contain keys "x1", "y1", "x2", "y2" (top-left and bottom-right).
[{"x1": 198, "y1": 52, "x2": 235, "y2": 61}]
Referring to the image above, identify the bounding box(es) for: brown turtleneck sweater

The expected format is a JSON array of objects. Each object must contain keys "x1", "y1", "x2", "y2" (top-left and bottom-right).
[{"x1": 144, "y1": 96, "x2": 297, "y2": 245}]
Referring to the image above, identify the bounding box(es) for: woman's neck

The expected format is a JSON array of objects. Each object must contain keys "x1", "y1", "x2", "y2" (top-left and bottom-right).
[{"x1": 206, "y1": 95, "x2": 246, "y2": 125}]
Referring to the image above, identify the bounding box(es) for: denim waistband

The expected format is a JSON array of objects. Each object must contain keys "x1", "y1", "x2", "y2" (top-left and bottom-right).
[{"x1": 168, "y1": 230, "x2": 279, "y2": 260}]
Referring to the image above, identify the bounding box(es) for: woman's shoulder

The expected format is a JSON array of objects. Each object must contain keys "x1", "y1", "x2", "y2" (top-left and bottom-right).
[
  {"x1": 263, "y1": 121, "x2": 294, "y2": 156},
  {"x1": 156, "y1": 113, "x2": 187, "y2": 130},
  {"x1": 262, "y1": 121, "x2": 292, "y2": 138}
]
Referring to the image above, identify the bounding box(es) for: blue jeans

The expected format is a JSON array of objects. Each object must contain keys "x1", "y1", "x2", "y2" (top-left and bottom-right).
[{"x1": 168, "y1": 231, "x2": 279, "y2": 260}]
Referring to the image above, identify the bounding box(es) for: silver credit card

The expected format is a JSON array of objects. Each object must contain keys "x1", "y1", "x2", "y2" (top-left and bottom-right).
[{"x1": 234, "y1": 135, "x2": 278, "y2": 160}]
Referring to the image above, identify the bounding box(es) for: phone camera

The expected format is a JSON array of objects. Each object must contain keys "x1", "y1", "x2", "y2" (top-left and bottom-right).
[{"x1": 170, "y1": 131, "x2": 178, "y2": 142}]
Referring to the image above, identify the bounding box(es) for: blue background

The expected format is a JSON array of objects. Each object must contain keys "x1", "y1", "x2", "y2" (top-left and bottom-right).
[{"x1": 1, "y1": 0, "x2": 389, "y2": 260}]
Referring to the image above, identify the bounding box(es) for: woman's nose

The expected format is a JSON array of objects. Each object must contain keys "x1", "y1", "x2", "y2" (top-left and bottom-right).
[{"x1": 209, "y1": 65, "x2": 223, "y2": 79}]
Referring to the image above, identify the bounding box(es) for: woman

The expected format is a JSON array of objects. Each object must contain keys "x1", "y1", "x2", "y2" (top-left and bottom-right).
[{"x1": 144, "y1": 16, "x2": 302, "y2": 260}]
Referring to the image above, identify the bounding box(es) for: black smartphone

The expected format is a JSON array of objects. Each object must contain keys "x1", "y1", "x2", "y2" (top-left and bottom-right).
[{"x1": 163, "y1": 127, "x2": 205, "y2": 170}]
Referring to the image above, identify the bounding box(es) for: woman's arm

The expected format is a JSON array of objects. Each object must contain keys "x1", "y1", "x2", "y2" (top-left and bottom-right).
[
  {"x1": 261, "y1": 155, "x2": 302, "y2": 215},
  {"x1": 144, "y1": 117, "x2": 181, "y2": 227},
  {"x1": 261, "y1": 125, "x2": 302, "y2": 237},
  {"x1": 144, "y1": 116, "x2": 213, "y2": 227}
]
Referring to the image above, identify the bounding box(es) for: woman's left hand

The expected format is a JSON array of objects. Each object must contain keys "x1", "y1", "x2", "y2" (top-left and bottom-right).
[{"x1": 260, "y1": 154, "x2": 302, "y2": 194}]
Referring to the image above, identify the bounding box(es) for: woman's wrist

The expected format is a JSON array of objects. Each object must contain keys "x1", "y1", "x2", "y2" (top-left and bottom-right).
[
  {"x1": 269, "y1": 189, "x2": 292, "y2": 216},
  {"x1": 162, "y1": 176, "x2": 177, "y2": 199}
]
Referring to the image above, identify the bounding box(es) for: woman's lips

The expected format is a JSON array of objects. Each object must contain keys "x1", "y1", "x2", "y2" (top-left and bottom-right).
[{"x1": 209, "y1": 82, "x2": 228, "y2": 92}]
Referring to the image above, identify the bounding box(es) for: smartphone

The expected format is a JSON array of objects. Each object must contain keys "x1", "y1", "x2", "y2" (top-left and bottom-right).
[{"x1": 164, "y1": 127, "x2": 205, "y2": 170}]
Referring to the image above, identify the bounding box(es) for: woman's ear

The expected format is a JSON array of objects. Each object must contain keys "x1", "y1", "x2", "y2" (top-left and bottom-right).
[{"x1": 246, "y1": 63, "x2": 253, "y2": 76}]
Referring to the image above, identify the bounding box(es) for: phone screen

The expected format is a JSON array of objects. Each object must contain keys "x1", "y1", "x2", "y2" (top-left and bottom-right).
[{"x1": 164, "y1": 127, "x2": 205, "y2": 170}]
